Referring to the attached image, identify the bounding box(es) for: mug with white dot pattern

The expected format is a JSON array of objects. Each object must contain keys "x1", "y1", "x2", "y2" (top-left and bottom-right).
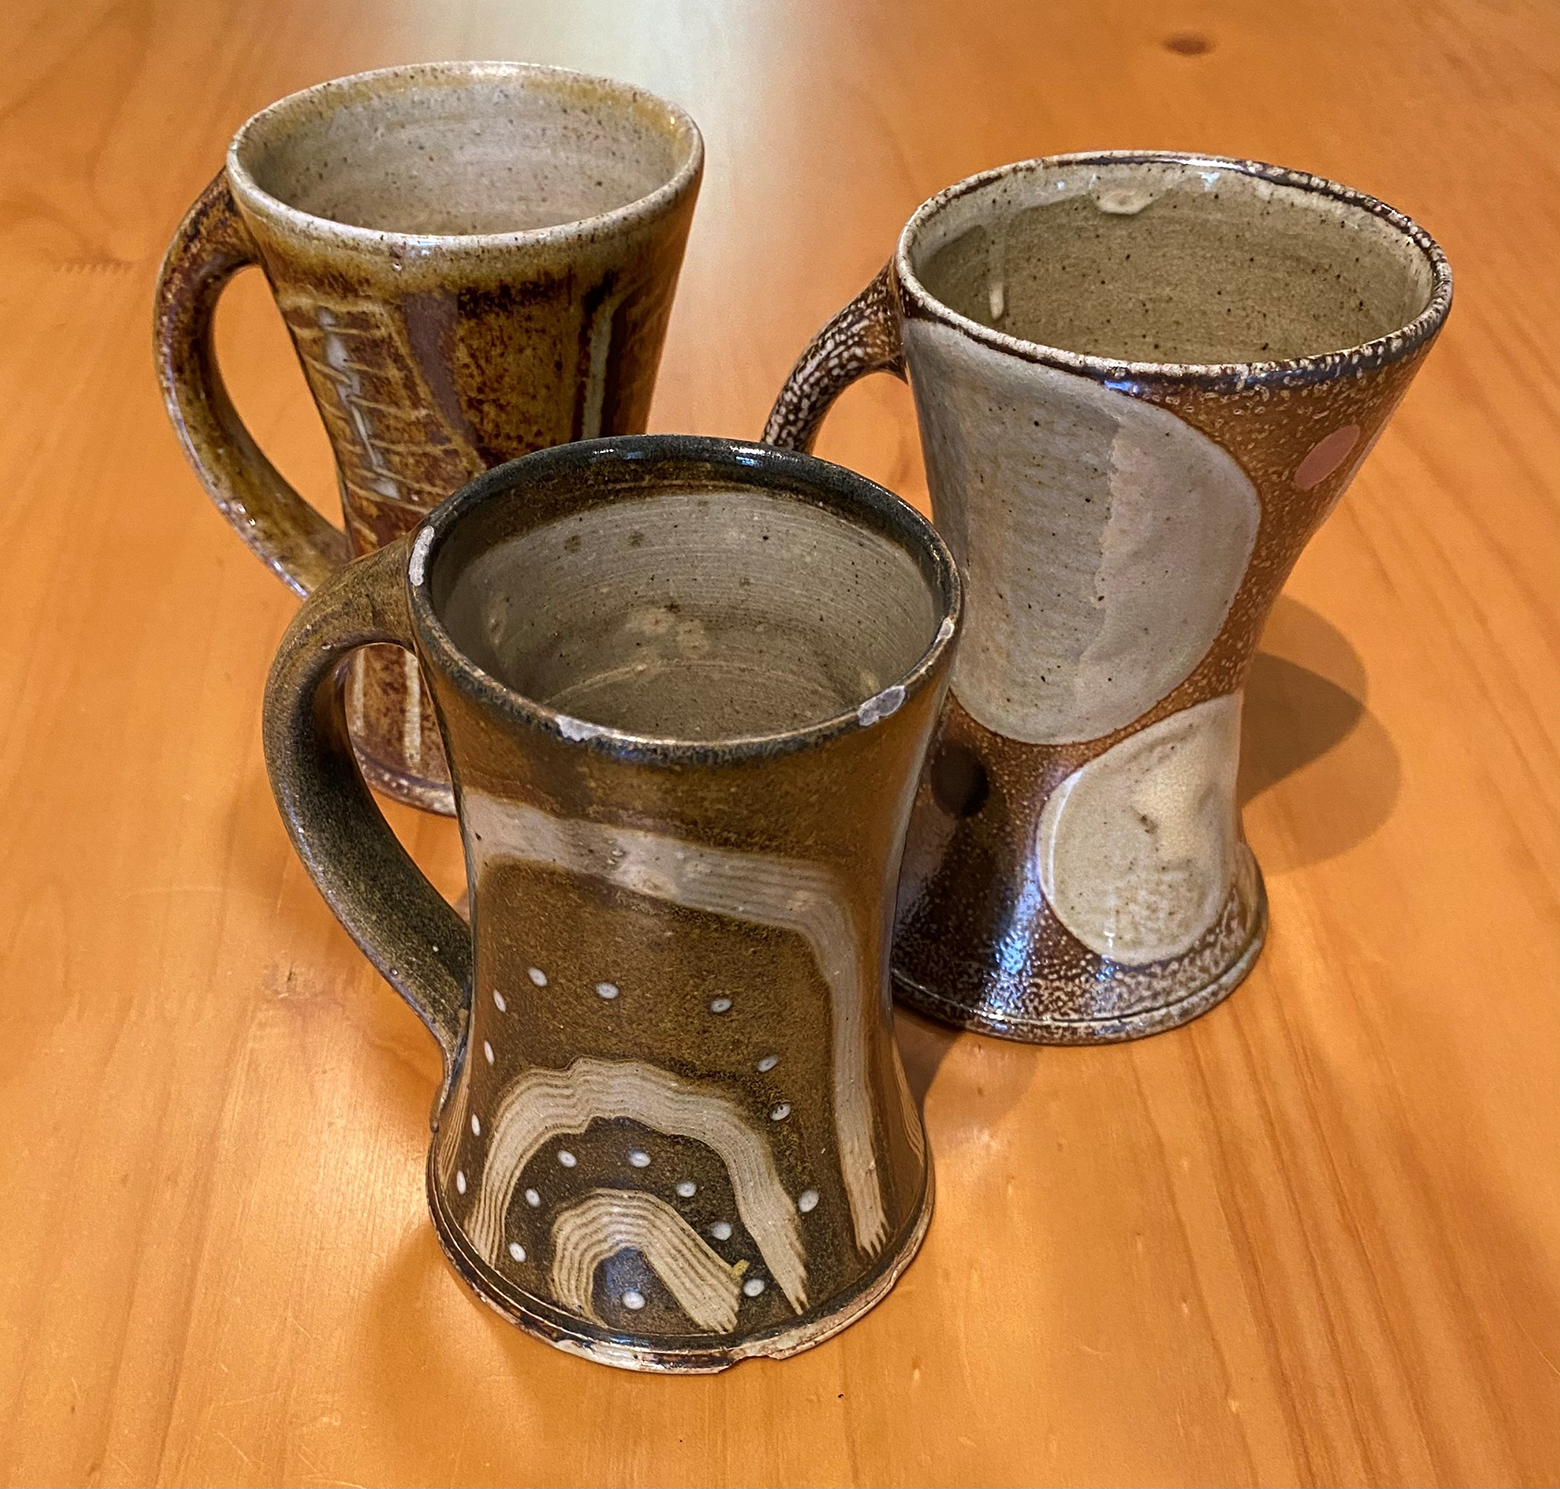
[{"x1": 263, "y1": 434, "x2": 961, "y2": 1371}]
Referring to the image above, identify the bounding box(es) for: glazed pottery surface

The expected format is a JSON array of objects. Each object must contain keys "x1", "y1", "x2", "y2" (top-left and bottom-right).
[
  {"x1": 767, "y1": 151, "x2": 1452, "y2": 1043},
  {"x1": 157, "y1": 61, "x2": 702, "y2": 812},
  {"x1": 261, "y1": 436, "x2": 961, "y2": 1371}
]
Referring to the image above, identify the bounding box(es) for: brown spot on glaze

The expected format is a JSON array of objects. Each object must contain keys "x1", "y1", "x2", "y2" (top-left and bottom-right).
[{"x1": 1294, "y1": 423, "x2": 1362, "y2": 489}]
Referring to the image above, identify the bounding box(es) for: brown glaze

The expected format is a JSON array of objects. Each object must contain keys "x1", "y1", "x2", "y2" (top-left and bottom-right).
[
  {"x1": 262, "y1": 436, "x2": 961, "y2": 1370},
  {"x1": 766, "y1": 152, "x2": 1452, "y2": 1042},
  {"x1": 156, "y1": 62, "x2": 703, "y2": 812}
]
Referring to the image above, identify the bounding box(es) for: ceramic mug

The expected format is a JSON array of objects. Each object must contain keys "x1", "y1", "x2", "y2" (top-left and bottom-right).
[
  {"x1": 767, "y1": 152, "x2": 1452, "y2": 1042},
  {"x1": 156, "y1": 62, "x2": 703, "y2": 812},
  {"x1": 262, "y1": 435, "x2": 961, "y2": 1371}
]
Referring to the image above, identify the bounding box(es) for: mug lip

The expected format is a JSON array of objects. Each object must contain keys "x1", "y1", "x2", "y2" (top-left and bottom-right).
[
  {"x1": 403, "y1": 434, "x2": 963, "y2": 767},
  {"x1": 893, "y1": 150, "x2": 1454, "y2": 393},
  {"x1": 226, "y1": 60, "x2": 704, "y2": 253}
]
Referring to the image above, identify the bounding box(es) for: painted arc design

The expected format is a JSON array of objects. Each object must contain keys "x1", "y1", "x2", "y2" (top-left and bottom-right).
[
  {"x1": 549, "y1": 1189, "x2": 741, "y2": 1333},
  {"x1": 1036, "y1": 694, "x2": 1244, "y2": 964},
  {"x1": 460, "y1": 791, "x2": 890, "y2": 1257},
  {"x1": 903, "y1": 318, "x2": 1261, "y2": 745},
  {"x1": 468, "y1": 1056, "x2": 807, "y2": 1313}
]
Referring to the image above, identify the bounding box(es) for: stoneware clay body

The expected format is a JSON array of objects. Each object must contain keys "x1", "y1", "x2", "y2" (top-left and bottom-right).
[
  {"x1": 156, "y1": 61, "x2": 702, "y2": 812},
  {"x1": 767, "y1": 151, "x2": 1452, "y2": 1042},
  {"x1": 261, "y1": 436, "x2": 962, "y2": 1371}
]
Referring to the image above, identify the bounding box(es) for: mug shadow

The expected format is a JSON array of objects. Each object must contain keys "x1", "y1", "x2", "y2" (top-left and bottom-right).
[
  {"x1": 1238, "y1": 594, "x2": 1401, "y2": 874},
  {"x1": 896, "y1": 594, "x2": 1401, "y2": 1108}
]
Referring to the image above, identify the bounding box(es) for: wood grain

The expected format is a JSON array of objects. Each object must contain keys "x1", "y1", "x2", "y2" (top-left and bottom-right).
[{"x1": 2, "y1": 0, "x2": 1557, "y2": 1482}]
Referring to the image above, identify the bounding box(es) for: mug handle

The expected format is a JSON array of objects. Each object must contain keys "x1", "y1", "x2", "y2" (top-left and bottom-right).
[
  {"x1": 154, "y1": 172, "x2": 349, "y2": 598},
  {"x1": 262, "y1": 536, "x2": 470, "y2": 1116},
  {"x1": 763, "y1": 262, "x2": 907, "y2": 453}
]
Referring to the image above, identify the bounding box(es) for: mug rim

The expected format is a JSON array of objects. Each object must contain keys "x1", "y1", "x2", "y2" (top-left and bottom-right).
[
  {"x1": 893, "y1": 150, "x2": 1454, "y2": 393},
  {"x1": 403, "y1": 435, "x2": 963, "y2": 766},
  {"x1": 226, "y1": 60, "x2": 704, "y2": 254}
]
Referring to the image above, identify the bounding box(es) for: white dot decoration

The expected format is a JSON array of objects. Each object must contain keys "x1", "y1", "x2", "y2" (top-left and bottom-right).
[
  {"x1": 709, "y1": 996, "x2": 732, "y2": 1014},
  {"x1": 527, "y1": 967, "x2": 548, "y2": 987},
  {"x1": 455, "y1": 1170, "x2": 467, "y2": 1195},
  {"x1": 470, "y1": 1114, "x2": 481, "y2": 1137},
  {"x1": 524, "y1": 1188, "x2": 541, "y2": 1207},
  {"x1": 622, "y1": 1289, "x2": 646, "y2": 1311},
  {"x1": 798, "y1": 1188, "x2": 819, "y2": 1213},
  {"x1": 757, "y1": 1055, "x2": 779, "y2": 1072},
  {"x1": 770, "y1": 1103, "x2": 791, "y2": 1121},
  {"x1": 482, "y1": 1040, "x2": 494, "y2": 1065},
  {"x1": 508, "y1": 1241, "x2": 526, "y2": 1263},
  {"x1": 596, "y1": 982, "x2": 619, "y2": 1000},
  {"x1": 675, "y1": 1180, "x2": 697, "y2": 1198},
  {"x1": 557, "y1": 1149, "x2": 577, "y2": 1168},
  {"x1": 628, "y1": 1150, "x2": 651, "y2": 1169},
  {"x1": 742, "y1": 1277, "x2": 766, "y2": 1298},
  {"x1": 709, "y1": 1221, "x2": 733, "y2": 1242},
  {"x1": 492, "y1": 990, "x2": 507, "y2": 1012}
]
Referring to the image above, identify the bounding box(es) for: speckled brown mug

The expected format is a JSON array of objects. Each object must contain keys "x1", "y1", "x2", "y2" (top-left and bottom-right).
[
  {"x1": 262, "y1": 435, "x2": 961, "y2": 1371},
  {"x1": 156, "y1": 62, "x2": 702, "y2": 812},
  {"x1": 768, "y1": 152, "x2": 1451, "y2": 1042}
]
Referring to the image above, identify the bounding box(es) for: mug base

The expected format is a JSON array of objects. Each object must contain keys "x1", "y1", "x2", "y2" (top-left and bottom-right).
[
  {"x1": 893, "y1": 874, "x2": 1268, "y2": 1044},
  {"x1": 425, "y1": 1149, "x2": 935, "y2": 1373}
]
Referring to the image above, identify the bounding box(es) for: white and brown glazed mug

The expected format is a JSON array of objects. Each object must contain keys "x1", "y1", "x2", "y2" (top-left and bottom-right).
[
  {"x1": 262, "y1": 435, "x2": 961, "y2": 1371},
  {"x1": 767, "y1": 151, "x2": 1452, "y2": 1042},
  {"x1": 156, "y1": 61, "x2": 703, "y2": 812}
]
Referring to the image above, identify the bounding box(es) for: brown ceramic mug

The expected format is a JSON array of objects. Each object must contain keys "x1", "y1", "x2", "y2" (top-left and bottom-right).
[
  {"x1": 156, "y1": 62, "x2": 702, "y2": 812},
  {"x1": 767, "y1": 152, "x2": 1452, "y2": 1043},
  {"x1": 262, "y1": 435, "x2": 961, "y2": 1371}
]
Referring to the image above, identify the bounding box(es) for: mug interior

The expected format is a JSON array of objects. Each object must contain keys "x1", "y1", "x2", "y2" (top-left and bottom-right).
[
  {"x1": 233, "y1": 63, "x2": 697, "y2": 236},
  {"x1": 908, "y1": 157, "x2": 1439, "y2": 364},
  {"x1": 429, "y1": 447, "x2": 948, "y2": 741}
]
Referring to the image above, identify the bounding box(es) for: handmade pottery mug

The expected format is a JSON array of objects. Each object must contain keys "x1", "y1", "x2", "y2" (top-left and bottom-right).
[
  {"x1": 157, "y1": 62, "x2": 702, "y2": 812},
  {"x1": 262, "y1": 435, "x2": 960, "y2": 1370},
  {"x1": 767, "y1": 151, "x2": 1452, "y2": 1042}
]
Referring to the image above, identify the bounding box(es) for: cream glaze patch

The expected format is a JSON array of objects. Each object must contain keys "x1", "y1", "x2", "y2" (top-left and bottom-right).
[
  {"x1": 904, "y1": 319, "x2": 1260, "y2": 744},
  {"x1": 1037, "y1": 694, "x2": 1243, "y2": 964}
]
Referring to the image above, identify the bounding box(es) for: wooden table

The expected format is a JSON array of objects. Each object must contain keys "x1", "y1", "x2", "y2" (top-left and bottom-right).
[{"x1": 4, "y1": 1, "x2": 1557, "y2": 1482}]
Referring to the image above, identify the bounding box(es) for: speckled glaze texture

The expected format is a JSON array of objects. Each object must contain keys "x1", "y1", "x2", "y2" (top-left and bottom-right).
[
  {"x1": 156, "y1": 63, "x2": 703, "y2": 812},
  {"x1": 766, "y1": 151, "x2": 1452, "y2": 1042},
  {"x1": 262, "y1": 436, "x2": 961, "y2": 1370}
]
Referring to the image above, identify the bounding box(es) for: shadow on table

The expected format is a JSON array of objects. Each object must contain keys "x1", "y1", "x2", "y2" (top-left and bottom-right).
[
  {"x1": 897, "y1": 593, "x2": 1400, "y2": 1111},
  {"x1": 1238, "y1": 594, "x2": 1401, "y2": 874}
]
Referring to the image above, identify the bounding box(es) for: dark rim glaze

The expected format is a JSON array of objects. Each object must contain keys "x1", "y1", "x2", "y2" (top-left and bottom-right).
[
  {"x1": 227, "y1": 60, "x2": 704, "y2": 254},
  {"x1": 405, "y1": 435, "x2": 963, "y2": 767},
  {"x1": 893, "y1": 150, "x2": 1454, "y2": 394}
]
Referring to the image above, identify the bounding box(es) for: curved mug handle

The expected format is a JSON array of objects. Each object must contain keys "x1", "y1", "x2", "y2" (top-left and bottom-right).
[
  {"x1": 763, "y1": 262, "x2": 906, "y2": 453},
  {"x1": 262, "y1": 537, "x2": 469, "y2": 1116},
  {"x1": 154, "y1": 172, "x2": 349, "y2": 597}
]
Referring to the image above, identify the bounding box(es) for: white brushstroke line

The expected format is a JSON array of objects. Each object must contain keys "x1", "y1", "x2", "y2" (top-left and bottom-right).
[
  {"x1": 402, "y1": 650, "x2": 423, "y2": 768},
  {"x1": 890, "y1": 1045, "x2": 925, "y2": 1166},
  {"x1": 579, "y1": 289, "x2": 626, "y2": 439},
  {"x1": 435, "y1": 1077, "x2": 465, "y2": 1189},
  {"x1": 470, "y1": 1057, "x2": 807, "y2": 1312},
  {"x1": 551, "y1": 1190, "x2": 740, "y2": 1333},
  {"x1": 349, "y1": 654, "x2": 367, "y2": 740},
  {"x1": 462, "y1": 793, "x2": 889, "y2": 1256}
]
